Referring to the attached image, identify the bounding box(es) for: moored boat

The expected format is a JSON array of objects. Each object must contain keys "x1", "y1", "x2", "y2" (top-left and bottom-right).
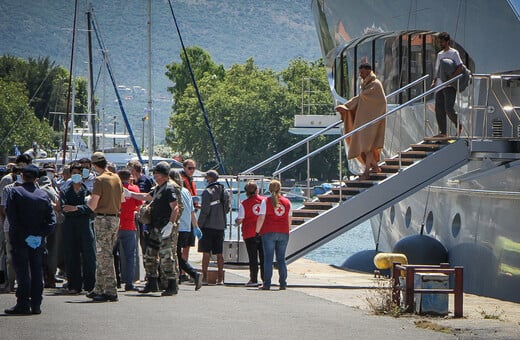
[{"x1": 310, "y1": 0, "x2": 520, "y2": 302}]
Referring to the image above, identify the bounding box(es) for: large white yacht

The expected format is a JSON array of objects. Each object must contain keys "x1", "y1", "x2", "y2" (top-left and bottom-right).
[{"x1": 306, "y1": 0, "x2": 520, "y2": 302}]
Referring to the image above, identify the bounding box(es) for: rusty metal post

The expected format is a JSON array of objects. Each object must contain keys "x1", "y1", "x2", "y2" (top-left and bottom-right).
[
  {"x1": 405, "y1": 266, "x2": 414, "y2": 313},
  {"x1": 392, "y1": 263, "x2": 401, "y2": 306},
  {"x1": 454, "y1": 266, "x2": 464, "y2": 318}
]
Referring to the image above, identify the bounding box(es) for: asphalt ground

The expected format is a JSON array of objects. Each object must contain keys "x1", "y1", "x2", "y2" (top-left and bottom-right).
[{"x1": 1, "y1": 258, "x2": 519, "y2": 339}]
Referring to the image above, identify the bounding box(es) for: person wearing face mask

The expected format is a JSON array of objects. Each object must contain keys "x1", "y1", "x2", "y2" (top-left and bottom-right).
[
  {"x1": 61, "y1": 158, "x2": 96, "y2": 193},
  {"x1": 59, "y1": 162, "x2": 96, "y2": 295},
  {"x1": 4, "y1": 165, "x2": 56, "y2": 315}
]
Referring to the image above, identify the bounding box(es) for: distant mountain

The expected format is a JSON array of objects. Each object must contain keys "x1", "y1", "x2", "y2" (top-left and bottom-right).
[{"x1": 0, "y1": 0, "x2": 322, "y2": 142}]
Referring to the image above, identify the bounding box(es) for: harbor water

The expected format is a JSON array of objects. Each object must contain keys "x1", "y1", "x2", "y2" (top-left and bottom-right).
[
  {"x1": 226, "y1": 208, "x2": 375, "y2": 267},
  {"x1": 304, "y1": 220, "x2": 375, "y2": 266}
]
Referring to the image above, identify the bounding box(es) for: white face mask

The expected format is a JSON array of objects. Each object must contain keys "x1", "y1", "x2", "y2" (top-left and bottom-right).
[
  {"x1": 46, "y1": 171, "x2": 55, "y2": 180},
  {"x1": 71, "y1": 174, "x2": 82, "y2": 184}
]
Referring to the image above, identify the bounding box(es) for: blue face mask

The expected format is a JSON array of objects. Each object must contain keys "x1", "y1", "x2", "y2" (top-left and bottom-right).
[
  {"x1": 71, "y1": 174, "x2": 82, "y2": 184},
  {"x1": 82, "y1": 168, "x2": 90, "y2": 179},
  {"x1": 16, "y1": 175, "x2": 23, "y2": 184}
]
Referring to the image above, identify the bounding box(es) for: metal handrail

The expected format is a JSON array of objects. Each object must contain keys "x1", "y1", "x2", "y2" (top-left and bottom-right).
[
  {"x1": 241, "y1": 74, "x2": 430, "y2": 174},
  {"x1": 273, "y1": 74, "x2": 463, "y2": 176}
]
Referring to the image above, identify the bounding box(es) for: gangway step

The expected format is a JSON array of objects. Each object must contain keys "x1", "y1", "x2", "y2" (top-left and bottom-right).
[
  {"x1": 343, "y1": 180, "x2": 376, "y2": 188},
  {"x1": 317, "y1": 193, "x2": 354, "y2": 202},
  {"x1": 292, "y1": 209, "x2": 322, "y2": 218},
  {"x1": 303, "y1": 201, "x2": 335, "y2": 210},
  {"x1": 331, "y1": 187, "x2": 363, "y2": 195},
  {"x1": 410, "y1": 143, "x2": 442, "y2": 151},
  {"x1": 400, "y1": 150, "x2": 430, "y2": 159},
  {"x1": 380, "y1": 165, "x2": 401, "y2": 173},
  {"x1": 384, "y1": 158, "x2": 416, "y2": 166},
  {"x1": 366, "y1": 172, "x2": 388, "y2": 180},
  {"x1": 291, "y1": 217, "x2": 309, "y2": 226}
]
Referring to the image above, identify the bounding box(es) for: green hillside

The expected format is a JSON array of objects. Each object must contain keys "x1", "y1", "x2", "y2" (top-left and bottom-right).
[{"x1": 0, "y1": 0, "x2": 322, "y2": 142}]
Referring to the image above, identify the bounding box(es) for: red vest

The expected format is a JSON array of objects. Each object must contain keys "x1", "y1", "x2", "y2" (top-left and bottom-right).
[
  {"x1": 260, "y1": 195, "x2": 291, "y2": 235},
  {"x1": 241, "y1": 194, "x2": 265, "y2": 239}
]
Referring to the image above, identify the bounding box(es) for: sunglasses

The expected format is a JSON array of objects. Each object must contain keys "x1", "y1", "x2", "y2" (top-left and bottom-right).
[{"x1": 186, "y1": 166, "x2": 195, "y2": 170}]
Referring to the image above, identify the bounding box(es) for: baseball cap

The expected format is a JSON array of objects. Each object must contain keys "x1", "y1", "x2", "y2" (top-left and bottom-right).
[
  {"x1": 22, "y1": 164, "x2": 40, "y2": 178},
  {"x1": 205, "y1": 169, "x2": 219, "y2": 180},
  {"x1": 152, "y1": 161, "x2": 170, "y2": 176},
  {"x1": 91, "y1": 152, "x2": 106, "y2": 163}
]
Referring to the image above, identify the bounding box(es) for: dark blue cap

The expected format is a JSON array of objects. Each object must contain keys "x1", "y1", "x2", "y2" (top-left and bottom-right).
[{"x1": 22, "y1": 164, "x2": 39, "y2": 178}]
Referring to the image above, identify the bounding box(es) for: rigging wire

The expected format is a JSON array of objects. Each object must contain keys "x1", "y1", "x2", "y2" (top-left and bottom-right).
[
  {"x1": 89, "y1": 9, "x2": 143, "y2": 164},
  {"x1": 166, "y1": 0, "x2": 227, "y2": 176},
  {"x1": 61, "y1": 0, "x2": 79, "y2": 167}
]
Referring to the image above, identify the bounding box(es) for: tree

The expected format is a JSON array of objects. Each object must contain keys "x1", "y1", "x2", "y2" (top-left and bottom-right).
[
  {"x1": 0, "y1": 55, "x2": 89, "y2": 148},
  {"x1": 0, "y1": 79, "x2": 53, "y2": 161},
  {"x1": 165, "y1": 46, "x2": 225, "y2": 105},
  {"x1": 165, "y1": 48, "x2": 340, "y2": 179}
]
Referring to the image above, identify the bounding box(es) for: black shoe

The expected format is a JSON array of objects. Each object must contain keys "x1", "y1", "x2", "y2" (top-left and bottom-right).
[
  {"x1": 279, "y1": 285, "x2": 287, "y2": 291},
  {"x1": 139, "y1": 277, "x2": 159, "y2": 293},
  {"x1": 179, "y1": 274, "x2": 190, "y2": 283},
  {"x1": 4, "y1": 305, "x2": 31, "y2": 315},
  {"x1": 124, "y1": 284, "x2": 137, "y2": 291},
  {"x1": 92, "y1": 294, "x2": 108, "y2": 302},
  {"x1": 86, "y1": 291, "x2": 102, "y2": 299},
  {"x1": 259, "y1": 285, "x2": 270, "y2": 291},
  {"x1": 194, "y1": 273, "x2": 202, "y2": 291},
  {"x1": 161, "y1": 279, "x2": 178, "y2": 296},
  {"x1": 105, "y1": 294, "x2": 119, "y2": 302},
  {"x1": 31, "y1": 306, "x2": 42, "y2": 314}
]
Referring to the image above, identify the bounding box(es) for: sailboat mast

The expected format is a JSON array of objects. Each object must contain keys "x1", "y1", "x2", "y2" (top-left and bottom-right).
[
  {"x1": 146, "y1": 0, "x2": 153, "y2": 170},
  {"x1": 87, "y1": 3, "x2": 97, "y2": 151},
  {"x1": 62, "y1": 0, "x2": 79, "y2": 167}
]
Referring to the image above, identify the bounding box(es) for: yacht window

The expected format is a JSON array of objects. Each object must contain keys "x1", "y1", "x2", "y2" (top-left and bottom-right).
[
  {"x1": 425, "y1": 211, "x2": 434, "y2": 234},
  {"x1": 405, "y1": 206, "x2": 412, "y2": 228},
  {"x1": 451, "y1": 213, "x2": 462, "y2": 238}
]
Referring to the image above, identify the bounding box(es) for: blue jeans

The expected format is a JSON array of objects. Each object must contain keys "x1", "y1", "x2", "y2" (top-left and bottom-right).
[
  {"x1": 262, "y1": 232, "x2": 289, "y2": 288},
  {"x1": 116, "y1": 230, "x2": 137, "y2": 286}
]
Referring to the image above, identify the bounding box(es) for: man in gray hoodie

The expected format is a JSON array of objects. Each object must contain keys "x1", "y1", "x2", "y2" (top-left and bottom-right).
[{"x1": 197, "y1": 170, "x2": 230, "y2": 285}]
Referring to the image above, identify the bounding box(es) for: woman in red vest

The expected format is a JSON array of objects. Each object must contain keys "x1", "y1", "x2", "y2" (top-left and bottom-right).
[
  {"x1": 235, "y1": 181, "x2": 266, "y2": 287},
  {"x1": 255, "y1": 179, "x2": 292, "y2": 290}
]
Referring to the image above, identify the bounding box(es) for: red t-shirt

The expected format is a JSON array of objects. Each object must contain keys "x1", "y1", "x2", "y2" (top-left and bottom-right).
[{"x1": 119, "y1": 183, "x2": 142, "y2": 231}]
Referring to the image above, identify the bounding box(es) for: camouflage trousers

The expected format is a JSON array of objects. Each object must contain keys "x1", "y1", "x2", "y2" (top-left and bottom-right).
[
  {"x1": 144, "y1": 224, "x2": 179, "y2": 284},
  {"x1": 93, "y1": 216, "x2": 119, "y2": 295}
]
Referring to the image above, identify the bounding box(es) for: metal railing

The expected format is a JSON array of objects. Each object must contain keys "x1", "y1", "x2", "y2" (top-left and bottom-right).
[
  {"x1": 241, "y1": 74, "x2": 431, "y2": 175},
  {"x1": 272, "y1": 74, "x2": 463, "y2": 176}
]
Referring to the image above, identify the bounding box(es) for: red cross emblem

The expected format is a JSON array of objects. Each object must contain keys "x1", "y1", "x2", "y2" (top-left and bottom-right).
[
  {"x1": 274, "y1": 205, "x2": 286, "y2": 217},
  {"x1": 252, "y1": 203, "x2": 261, "y2": 216}
]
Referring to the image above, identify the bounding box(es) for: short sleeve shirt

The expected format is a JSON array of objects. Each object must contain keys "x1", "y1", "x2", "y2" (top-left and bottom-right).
[
  {"x1": 150, "y1": 181, "x2": 178, "y2": 228},
  {"x1": 92, "y1": 171, "x2": 122, "y2": 214}
]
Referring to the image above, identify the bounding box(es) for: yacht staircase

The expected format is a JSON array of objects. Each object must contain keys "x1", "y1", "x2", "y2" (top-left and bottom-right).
[{"x1": 285, "y1": 137, "x2": 470, "y2": 263}]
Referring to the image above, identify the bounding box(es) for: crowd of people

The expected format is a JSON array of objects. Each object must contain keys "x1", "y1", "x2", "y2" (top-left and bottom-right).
[{"x1": 0, "y1": 151, "x2": 294, "y2": 315}]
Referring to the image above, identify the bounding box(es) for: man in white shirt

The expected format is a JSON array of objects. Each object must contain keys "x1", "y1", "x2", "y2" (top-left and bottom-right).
[{"x1": 431, "y1": 32, "x2": 463, "y2": 138}]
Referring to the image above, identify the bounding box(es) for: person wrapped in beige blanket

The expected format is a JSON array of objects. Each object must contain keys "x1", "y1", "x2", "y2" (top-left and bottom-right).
[{"x1": 335, "y1": 63, "x2": 387, "y2": 180}]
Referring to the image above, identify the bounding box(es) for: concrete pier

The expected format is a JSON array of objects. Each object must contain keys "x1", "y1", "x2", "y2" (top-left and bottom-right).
[{"x1": 1, "y1": 257, "x2": 519, "y2": 339}]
